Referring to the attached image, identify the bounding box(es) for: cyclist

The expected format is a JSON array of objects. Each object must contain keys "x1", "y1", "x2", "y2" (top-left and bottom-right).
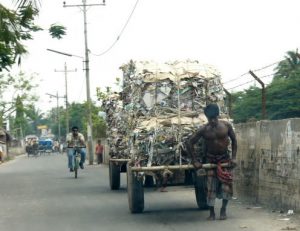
[{"x1": 66, "y1": 126, "x2": 86, "y2": 172}]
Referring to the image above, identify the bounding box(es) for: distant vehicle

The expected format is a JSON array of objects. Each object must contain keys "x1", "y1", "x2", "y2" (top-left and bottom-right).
[
  {"x1": 25, "y1": 135, "x2": 39, "y2": 143},
  {"x1": 38, "y1": 139, "x2": 53, "y2": 154},
  {"x1": 25, "y1": 135, "x2": 39, "y2": 157}
]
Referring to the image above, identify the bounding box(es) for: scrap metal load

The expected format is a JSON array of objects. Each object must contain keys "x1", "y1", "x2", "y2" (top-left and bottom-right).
[
  {"x1": 102, "y1": 93, "x2": 129, "y2": 159},
  {"x1": 120, "y1": 60, "x2": 229, "y2": 167}
]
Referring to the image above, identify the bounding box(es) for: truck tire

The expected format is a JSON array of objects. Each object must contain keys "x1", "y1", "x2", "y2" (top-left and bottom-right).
[
  {"x1": 144, "y1": 175, "x2": 154, "y2": 187},
  {"x1": 109, "y1": 160, "x2": 120, "y2": 190},
  {"x1": 127, "y1": 164, "x2": 144, "y2": 213},
  {"x1": 194, "y1": 172, "x2": 209, "y2": 210}
]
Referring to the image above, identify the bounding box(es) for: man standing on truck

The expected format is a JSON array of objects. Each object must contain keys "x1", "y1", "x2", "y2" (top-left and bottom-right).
[{"x1": 188, "y1": 103, "x2": 237, "y2": 220}]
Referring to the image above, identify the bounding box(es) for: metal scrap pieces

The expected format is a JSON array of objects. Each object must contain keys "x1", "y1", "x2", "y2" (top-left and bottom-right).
[
  {"x1": 102, "y1": 93, "x2": 130, "y2": 159},
  {"x1": 106, "y1": 60, "x2": 229, "y2": 166}
]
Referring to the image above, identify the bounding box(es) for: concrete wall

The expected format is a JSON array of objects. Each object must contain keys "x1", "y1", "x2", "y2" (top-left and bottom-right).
[{"x1": 235, "y1": 118, "x2": 300, "y2": 211}]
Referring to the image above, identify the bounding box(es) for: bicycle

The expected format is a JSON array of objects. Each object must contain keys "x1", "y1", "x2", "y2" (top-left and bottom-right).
[{"x1": 68, "y1": 143, "x2": 86, "y2": 179}]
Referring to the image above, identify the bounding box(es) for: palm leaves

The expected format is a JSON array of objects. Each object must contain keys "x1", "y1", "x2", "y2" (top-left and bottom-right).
[
  {"x1": 12, "y1": 0, "x2": 41, "y2": 9},
  {"x1": 0, "y1": 3, "x2": 41, "y2": 71},
  {"x1": 0, "y1": 1, "x2": 66, "y2": 71},
  {"x1": 274, "y1": 50, "x2": 300, "y2": 79}
]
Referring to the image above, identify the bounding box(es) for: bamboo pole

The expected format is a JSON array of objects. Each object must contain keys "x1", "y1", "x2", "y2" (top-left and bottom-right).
[{"x1": 131, "y1": 163, "x2": 230, "y2": 172}]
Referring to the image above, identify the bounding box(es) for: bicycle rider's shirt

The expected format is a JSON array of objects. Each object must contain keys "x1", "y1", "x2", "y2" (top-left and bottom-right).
[{"x1": 66, "y1": 133, "x2": 85, "y2": 147}]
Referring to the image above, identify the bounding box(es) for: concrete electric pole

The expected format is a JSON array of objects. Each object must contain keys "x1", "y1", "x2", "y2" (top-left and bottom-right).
[
  {"x1": 54, "y1": 62, "x2": 77, "y2": 134},
  {"x1": 63, "y1": 0, "x2": 106, "y2": 165},
  {"x1": 46, "y1": 92, "x2": 65, "y2": 141}
]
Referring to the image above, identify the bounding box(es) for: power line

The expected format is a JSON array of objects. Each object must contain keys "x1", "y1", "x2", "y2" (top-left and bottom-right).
[
  {"x1": 223, "y1": 60, "x2": 281, "y2": 85},
  {"x1": 90, "y1": 0, "x2": 140, "y2": 57},
  {"x1": 227, "y1": 79, "x2": 254, "y2": 91},
  {"x1": 227, "y1": 72, "x2": 275, "y2": 90},
  {"x1": 222, "y1": 72, "x2": 249, "y2": 84},
  {"x1": 251, "y1": 60, "x2": 281, "y2": 72}
]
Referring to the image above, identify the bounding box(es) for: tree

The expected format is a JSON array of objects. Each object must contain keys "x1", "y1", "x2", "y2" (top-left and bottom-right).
[
  {"x1": 14, "y1": 95, "x2": 27, "y2": 138},
  {"x1": 0, "y1": 71, "x2": 38, "y2": 127},
  {"x1": 231, "y1": 50, "x2": 300, "y2": 122},
  {"x1": 0, "y1": 2, "x2": 66, "y2": 71},
  {"x1": 266, "y1": 72, "x2": 300, "y2": 120},
  {"x1": 44, "y1": 102, "x2": 106, "y2": 140},
  {"x1": 67, "y1": 102, "x2": 106, "y2": 139},
  {"x1": 274, "y1": 50, "x2": 300, "y2": 79},
  {"x1": 24, "y1": 104, "x2": 46, "y2": 135},
  {"x1": 231, "y1": 87, "x2": 262, "y2": 123}
]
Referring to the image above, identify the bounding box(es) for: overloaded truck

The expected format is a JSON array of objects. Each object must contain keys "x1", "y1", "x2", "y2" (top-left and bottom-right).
[
  {"x1": 105, "y1": 60, "x2": 231, "y2": 213},
  {"x1": 102, "y1": 93, "x2": 131, "y2": 190}
]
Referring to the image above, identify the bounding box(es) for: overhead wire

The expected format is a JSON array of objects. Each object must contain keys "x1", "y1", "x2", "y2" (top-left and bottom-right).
[
  {"x1": 251, "y1": 60, "x2": 281, "y2": 72},
  {"x1": 90, "y1": 0, "x2": 140, "y2": 57},
  {"x1": 227, "y1": 72, "x2": 275, "y2": 90},
  {"x1": 223, "y1": 60, "x2": 281, "y2": 85}
]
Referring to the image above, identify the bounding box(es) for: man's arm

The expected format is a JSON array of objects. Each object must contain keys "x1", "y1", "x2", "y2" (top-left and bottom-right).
[
  {"x1": 66, "y1": 133, "x2": 72, "y2": 147},
  {"x1": 227, "y1": 123, "x2": 237, "y2": 160},
  {"x1": 78, "y1": 133, "x2": 86, "y2": 146},
  {"x1": 187, "y1": 127, "x2": 204, "y2": 167}
]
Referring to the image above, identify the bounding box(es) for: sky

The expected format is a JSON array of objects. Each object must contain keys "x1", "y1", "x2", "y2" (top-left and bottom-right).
[{"x1": 2, "y1": 0, "x2": 300, "y2": 112}]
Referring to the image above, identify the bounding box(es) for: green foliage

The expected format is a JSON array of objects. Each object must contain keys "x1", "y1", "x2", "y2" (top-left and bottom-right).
[
  {"x1": 0, "y1": 2, "x2": 66, "y2": 71},
  {"x1": 13, "y1": 0, "x2": 41, "y2": 9},
  {"x1": 96, "y1": 86, "x2": 112, "y2": 101},
  {"x1": 0, "y1": 3, "x2": 42, "y2": 71},
  {"x1": 0, "y1": 72, "x2": 38, "y2": 124},
  {"x1": 49, "y1": 24, "x2": 66, "y2": 39},
  {"x1": 232, "y1": 87, "x2": 262, "y2": 123},
  {"x1": 24, "y1": 104, "x2": 46, "y2": 135},
  {"x1": 231, "y1": 50, "x2": 300, "y2": 123},
  {"x1": 266, "y1": 76, "x2": 300, "y2": 120},
  {"x1": 0, "y1": 71, "x2": 40, "y2": 138},
  {"x1": 274, "y1": 50, "x2": 300, "y2": 79},
  {"x1": 46, "y1": 102, "x2": 106, "y2": 141}
]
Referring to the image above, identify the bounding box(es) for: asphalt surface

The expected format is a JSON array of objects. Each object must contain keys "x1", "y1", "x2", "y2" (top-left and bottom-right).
[{"x1": 0, "y1": 153, "x2": 299, "y2": 231}]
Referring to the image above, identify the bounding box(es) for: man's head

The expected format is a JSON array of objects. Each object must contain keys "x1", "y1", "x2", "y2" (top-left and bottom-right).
[
  {"x1": 204, "y1": 103, "x2": 219, "y2": 126},
  {"x1": 71, "y1": 126, "x2": 79, "y2": 136}
]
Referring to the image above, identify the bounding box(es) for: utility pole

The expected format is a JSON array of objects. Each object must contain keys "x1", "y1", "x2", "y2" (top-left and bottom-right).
[
  {"x1": 249, "y1": 70, "x2": 267, "y2": 120},
  {"x1": 55, "y1": 62, "x2": 77, "y2": 135},
  {"x1": 46, "y1": 92, "x2": 65, "y2": 141},
  {"x1": 63, "y1": 0, "x2": 106, "y2": 165},
  {"x1": 223, "y1": 88, "x2": 232, "y2": 118}
]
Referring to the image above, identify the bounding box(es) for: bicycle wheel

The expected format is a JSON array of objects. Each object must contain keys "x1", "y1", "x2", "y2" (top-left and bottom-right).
[{"x1": 74, "y1": 155, "x2": 79, "y2": 179}]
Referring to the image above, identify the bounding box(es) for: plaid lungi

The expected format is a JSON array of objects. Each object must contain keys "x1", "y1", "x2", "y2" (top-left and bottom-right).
[{"x1": 206, "y1": 153, "x2": 233, "y2": 206}]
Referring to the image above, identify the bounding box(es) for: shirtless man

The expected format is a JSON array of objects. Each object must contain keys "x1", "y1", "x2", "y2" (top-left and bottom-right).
[{"x1": 188, "y1": 103, "x2": 237, "y2": 220}]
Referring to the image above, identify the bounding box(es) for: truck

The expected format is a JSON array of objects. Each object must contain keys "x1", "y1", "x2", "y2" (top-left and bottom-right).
[
  {"x1": 105, "y1": 60, "x2": 230, "y2": 213},
  {"x1": 102, "y1": 93, "x2": 131, "y2": 190}
]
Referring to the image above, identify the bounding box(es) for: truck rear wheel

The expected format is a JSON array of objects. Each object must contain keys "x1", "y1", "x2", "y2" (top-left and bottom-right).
[
  {"x1": 109, "y1": 160, "x2": 120, "y2": 190},
  {"x1": 194, "y1": 172, "x2": 209, "y2": 210},
  {"x1": 127, "y1": 164, "x2": 144, "y2": 213}
]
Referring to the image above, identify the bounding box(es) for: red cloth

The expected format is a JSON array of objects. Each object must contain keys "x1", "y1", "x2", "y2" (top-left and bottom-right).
[
  {"x1": 95, "y1": 144, "x2": 104, "y2": 155},
  {"x1": 217, "y1": 161, "x2": 233, "y2": 185}
]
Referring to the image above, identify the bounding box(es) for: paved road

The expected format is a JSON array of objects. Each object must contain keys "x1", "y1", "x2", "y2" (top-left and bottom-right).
[{"x1": 0, "y1": 154, "x2": 299, "y2": 231}]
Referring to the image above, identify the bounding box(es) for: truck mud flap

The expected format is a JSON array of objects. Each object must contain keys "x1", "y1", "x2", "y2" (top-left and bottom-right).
[
  {"x1": 109, "y1": 160, "x2": 121, "y2": 190},
  {"x1": 193, "y1": 170, "x2": 209, "y2": 210},
  {"x1": 127, "y1": 164, "x2": 144, "y2": 213}
]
